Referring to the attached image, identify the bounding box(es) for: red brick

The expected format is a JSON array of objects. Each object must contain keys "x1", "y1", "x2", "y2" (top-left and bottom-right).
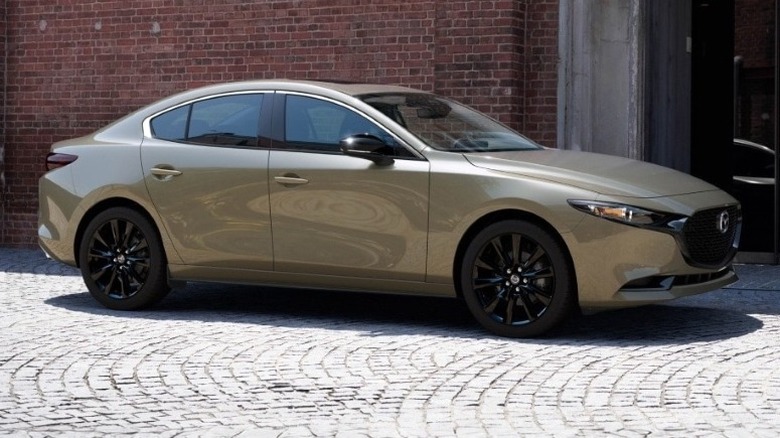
[{"x1": 1, "y1": 0, "x2": 561, "y2": 245}]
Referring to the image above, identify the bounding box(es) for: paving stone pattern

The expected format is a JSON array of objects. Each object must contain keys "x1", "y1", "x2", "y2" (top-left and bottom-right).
[{"x1": 1, "y1": 248, "x2": 780, "y2": 436}]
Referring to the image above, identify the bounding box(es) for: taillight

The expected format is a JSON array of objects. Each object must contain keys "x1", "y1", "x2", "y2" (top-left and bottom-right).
[{"x1": 45, "y1": 153, "x2": 78, "y2": 171}]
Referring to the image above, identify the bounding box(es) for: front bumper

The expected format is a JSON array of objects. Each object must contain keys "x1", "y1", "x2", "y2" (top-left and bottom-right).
[{"x1": 581, "y1": 265, "x2": 737, "y2": 310}]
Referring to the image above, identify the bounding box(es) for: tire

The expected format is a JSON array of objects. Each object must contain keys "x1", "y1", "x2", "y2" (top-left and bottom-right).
[
  {"x1": 78, "y1": 207, "x2": 170, "y2": 310},
  {"x1": 460, "y1": 220, "x2": 575, "y2": 337}
]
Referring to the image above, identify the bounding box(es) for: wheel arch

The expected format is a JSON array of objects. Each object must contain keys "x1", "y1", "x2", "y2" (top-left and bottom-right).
[
  {"x1": 452, "y1": 209, "x2": 578, "y2": 302},
  {"x1": 73, "y1": 197, "x2": 165, "y2": 268}
]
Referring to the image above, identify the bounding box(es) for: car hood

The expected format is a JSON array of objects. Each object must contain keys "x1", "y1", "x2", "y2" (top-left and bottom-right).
[{"x1": 465, "y1": 149, "x2": 719, "y2": 198}]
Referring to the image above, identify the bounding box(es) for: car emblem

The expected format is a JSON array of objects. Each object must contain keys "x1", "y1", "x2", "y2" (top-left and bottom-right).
[{"x1": 716, "y1": 210, "x2": 730, "y2": 234}]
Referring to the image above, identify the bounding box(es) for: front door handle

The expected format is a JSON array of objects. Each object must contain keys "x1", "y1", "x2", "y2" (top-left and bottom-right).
[{"x1": 274, "y1": 175, "x2": 309, "y2": 186}]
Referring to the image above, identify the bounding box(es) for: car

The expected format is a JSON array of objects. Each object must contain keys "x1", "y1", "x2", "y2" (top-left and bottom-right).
[
  {"x1": 39, "y1": 79, "x2": 741, "y2": 337},
  {"x1": 730, "y1": 138, "x2": 774, "y2": 252},
  {"x1": 733, "y1": 138, "x2": 775, "y2": 181}
]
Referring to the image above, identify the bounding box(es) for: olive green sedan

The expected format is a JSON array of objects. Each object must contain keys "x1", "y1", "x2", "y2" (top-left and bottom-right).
[{"x1": 39, "y1": 80, "x2": 741, "y2": 337}]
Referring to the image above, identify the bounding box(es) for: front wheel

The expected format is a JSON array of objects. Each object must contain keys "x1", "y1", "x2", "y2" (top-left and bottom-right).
[
  {"x1": 78, "y1": 207, "x2": 170, "y2": 310},
  {"x1": 460, "y1": 220, "x2": 576, "y2": 337}
]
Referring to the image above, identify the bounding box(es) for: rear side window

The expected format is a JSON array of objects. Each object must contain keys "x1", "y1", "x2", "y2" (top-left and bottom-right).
[{"x1": 151, "y1": 94, "x2": 264, "y2": 147}]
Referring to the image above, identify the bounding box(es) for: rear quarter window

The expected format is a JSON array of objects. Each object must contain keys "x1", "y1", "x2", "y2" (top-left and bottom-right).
[{"x1": 151, "y1": 105, "x2": 188, "y2": 142}]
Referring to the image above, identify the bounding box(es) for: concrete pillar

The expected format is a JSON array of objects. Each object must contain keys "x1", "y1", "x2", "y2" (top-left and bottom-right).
[{"x1": 557, "y1": 0, "x2": 646, "y2": 160}]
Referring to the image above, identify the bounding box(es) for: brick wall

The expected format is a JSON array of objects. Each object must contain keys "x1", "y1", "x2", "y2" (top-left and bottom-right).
[
  {"x1": 1, "y1": 0, "x2": 560, "y2": 246},
  {"x1": 433, "y1": 1, "x2": 524, "y2": 128},
  {"x1": 735, "y1": 0, "x2": 776, "y2": 70},
  {"x1": 1, "y1": 0, "x2": 6, "y2": 244},
  {"x1": 523, "y1": 0, "x2": 559, "y2": 146},
  {"x1": 734, "y1": 0, "x2": 776, "y2": 146}
]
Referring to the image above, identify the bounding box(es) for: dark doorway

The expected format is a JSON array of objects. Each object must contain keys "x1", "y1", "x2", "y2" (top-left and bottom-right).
[
  {"x1": 690, "y1": 0, "x2": 735, "y2": 190},
  {"x1": 690, "y1": 0, "x2": 778, "y2": 258},
  {"x1": 729, "y1": 0, "x2": 778, "y2": 256}
]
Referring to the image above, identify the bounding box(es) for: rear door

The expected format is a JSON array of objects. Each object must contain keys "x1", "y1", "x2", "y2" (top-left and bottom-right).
[{"x1": 141, "y1": 92, "x2": 274, "y2": 269}]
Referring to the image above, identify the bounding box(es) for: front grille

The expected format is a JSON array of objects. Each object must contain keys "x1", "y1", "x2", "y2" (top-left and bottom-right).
[{"x1": 681, "y1": 205, "x2": 740, "y2": 267}]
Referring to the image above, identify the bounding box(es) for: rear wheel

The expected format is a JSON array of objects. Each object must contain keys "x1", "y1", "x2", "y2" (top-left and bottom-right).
[
  {"x1": 79, "y1": 207, "x2": 170, "y2": 310},
  {"x1": 460, "y1": 220, "x2": 575, "y2": 337}
]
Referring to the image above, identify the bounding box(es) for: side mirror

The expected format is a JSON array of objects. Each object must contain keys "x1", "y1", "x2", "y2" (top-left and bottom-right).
[{"x1": 340, "y1": 134, "x2": 395, "y2": 166}]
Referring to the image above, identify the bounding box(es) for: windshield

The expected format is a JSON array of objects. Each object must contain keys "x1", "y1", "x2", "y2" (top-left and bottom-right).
[{"x1": 359, "y1": 93, "x2": 542, "y2": 152}]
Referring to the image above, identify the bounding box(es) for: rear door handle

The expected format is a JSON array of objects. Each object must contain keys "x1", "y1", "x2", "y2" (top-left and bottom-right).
[
  {"x1": 150, "y1": 167, "x2": 183, "y2": 178},
  {"x1": 274, "y1": 175, "x2": 309, "y2": 186}
]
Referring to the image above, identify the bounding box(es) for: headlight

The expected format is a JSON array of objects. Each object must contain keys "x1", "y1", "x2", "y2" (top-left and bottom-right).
[{"x1": 568, "y1": 200, "x2": 686, "y2": 231}]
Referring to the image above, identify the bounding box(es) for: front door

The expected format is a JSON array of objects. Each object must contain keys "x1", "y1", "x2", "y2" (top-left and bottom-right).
[{"x1": 268, "y1": 94, "x2": 430, "y2": 281}]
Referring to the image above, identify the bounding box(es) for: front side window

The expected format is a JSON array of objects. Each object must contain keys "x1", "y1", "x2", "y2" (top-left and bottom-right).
[
  {"x1": 284, "y1": 95, "x2": 414, "y2": 157},
  {"x1": 151, "y1": 94, "x2": 263, "y2": 147}
]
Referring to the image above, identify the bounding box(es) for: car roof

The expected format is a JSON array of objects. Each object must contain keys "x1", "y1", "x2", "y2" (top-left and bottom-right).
[{"x1": 181, "y1": 79, "x2": 427, "y2": 99}]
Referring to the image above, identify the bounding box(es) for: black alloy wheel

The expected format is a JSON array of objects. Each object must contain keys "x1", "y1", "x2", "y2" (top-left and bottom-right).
[
  {"x1": 79, "y1": 207, "x2": 170, "y2": 310},
  {"x1": 461, "y1": 220, "x2": 575, "y2": 337}
]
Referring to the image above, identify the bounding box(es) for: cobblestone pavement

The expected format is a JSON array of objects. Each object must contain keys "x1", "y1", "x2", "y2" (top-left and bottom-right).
[{"x1": 1, "y1": 247, "x2": 780, "y2": 437}]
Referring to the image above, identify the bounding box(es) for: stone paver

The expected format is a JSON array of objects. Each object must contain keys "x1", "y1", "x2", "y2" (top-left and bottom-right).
[{"x1": 1, "y1": 247, "x2": 780, "y2": 436}]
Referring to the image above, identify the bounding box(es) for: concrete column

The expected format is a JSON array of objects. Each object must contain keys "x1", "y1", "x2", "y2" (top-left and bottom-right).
[{"x1": 557, "y1": 0, "x2": 645, "y2": 160}]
